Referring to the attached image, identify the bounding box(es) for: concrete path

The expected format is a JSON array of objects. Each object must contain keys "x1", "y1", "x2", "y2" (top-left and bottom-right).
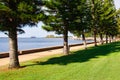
[{"x1": 0, "y1": 44, "x2": 94, "y2": 67}]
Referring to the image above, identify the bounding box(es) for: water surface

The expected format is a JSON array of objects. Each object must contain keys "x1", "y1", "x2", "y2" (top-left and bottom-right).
[{"x1": 0, "y1": 37, "x2": 84, "y2": 52}]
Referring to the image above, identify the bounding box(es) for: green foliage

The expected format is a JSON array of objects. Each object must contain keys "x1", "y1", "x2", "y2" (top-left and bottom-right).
[
  {"x1": 42, "y1": 0, "x2": 79, "y2": 34},
  {"x1": 100, "y1": 0, "x2": 118, "y2": 36},
  {"x1": 0, "y1": 0, "x2": 44, "y2": 32},
  {"x1": 70, "y1": 0, "x2": 91, "y2": 37},
  {"x1": 116, "y1": 9, "x2": 120, "y2": 33},
  {"x1": 0, "y1": 3, "x2": 10, "y2": 12},
  {"x1": 88, "y1": 0, "x2": 119, "y2": 37},
  {"x1": 0, "y1": 0, "x2": 45, "y2": 69},
  {"x1": 18, "y1": 2, "x2": 34, "y2": 13},
  {"x1": 1, "y1": 42, "x2": 120, "y2": 80}
]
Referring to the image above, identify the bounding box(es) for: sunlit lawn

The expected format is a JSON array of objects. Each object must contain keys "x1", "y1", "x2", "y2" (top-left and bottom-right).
[{"x1": 1, "y1": 42, "x2": 120, "y2": 80}]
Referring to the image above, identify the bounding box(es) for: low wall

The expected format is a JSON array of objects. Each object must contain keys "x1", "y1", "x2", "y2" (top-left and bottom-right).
[
  {"x1": 0, "y1": 53, "x2": 9, "y2": 58},
  {"x1": 0, "y1": 42, "x2": 94, "y2": 58}
]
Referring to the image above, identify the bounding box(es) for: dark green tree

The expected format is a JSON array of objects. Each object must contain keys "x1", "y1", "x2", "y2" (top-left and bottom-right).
[
  {"x1": 98, "y1": 0, "x2": 118, "y2": 43},
  {"x1": 70, "y1": 0, "x2": 91, "y2": 49},
  {"x1": 89, "y1": 0, "x2": 118, "y2": 45},
  {"x1": 0, "y1": 0, "x2": 43, "y2": 69},
  {"x1": 42, "y1": 0, "x2": 78, "y2": 55}
]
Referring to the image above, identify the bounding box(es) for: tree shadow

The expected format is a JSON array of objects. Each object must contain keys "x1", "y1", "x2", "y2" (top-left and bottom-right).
[{"x1": 25, "y1": 42, "x2": 120, "y2": 66}]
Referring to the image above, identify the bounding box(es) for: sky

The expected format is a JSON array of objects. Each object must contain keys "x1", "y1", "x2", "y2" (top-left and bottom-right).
[{"x1": 0, "y1": 0, "x2": 120, "y2": 38}]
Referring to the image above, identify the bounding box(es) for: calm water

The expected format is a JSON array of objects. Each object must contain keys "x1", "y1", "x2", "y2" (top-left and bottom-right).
[
  {"x1": 0, "y1": 37, "x2": 85, "y2": 52},
  {"x1": 0, "y1": 38, "x2": 91, "y2": 52}
]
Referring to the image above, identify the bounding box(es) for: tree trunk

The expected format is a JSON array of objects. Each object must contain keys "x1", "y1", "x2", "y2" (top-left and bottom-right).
[
  {"x1": 99, "y1": 33, "x2": 103, "y2": 44},
  {"x1": 93, "y1": 29, "x2": 97, "y2": 46},
  {"x1": 91, "y1": 0, "x2": 97, "y2": 46},
  {"x1": 8, "y1": 27, "x2": 20, "y2": 69},
  {"x1": 111, "y1": 35, "x2": 114, "y2": 42},
  {"x1": 109, "y1": 35, "x2": 111, "y2": 43},
  {"x1": 63, "y1": 26, "x2": 69, "y2": 55},
  {"x1": 81, "y1": 31, "x2": 87, "y2": 49},
  {"x1": 106, "y1": 34, "x2": 108, "y2": 44}
]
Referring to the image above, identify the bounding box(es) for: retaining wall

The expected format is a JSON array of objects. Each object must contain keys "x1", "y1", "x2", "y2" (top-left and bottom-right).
[{"x1": 0, "y1": 42, "x2": 94, "y2": 58}]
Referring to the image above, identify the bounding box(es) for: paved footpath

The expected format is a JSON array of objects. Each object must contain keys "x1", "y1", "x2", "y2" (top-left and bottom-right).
[{"x1": 0, "y1": 44, "x2": 94, "y2": 67}]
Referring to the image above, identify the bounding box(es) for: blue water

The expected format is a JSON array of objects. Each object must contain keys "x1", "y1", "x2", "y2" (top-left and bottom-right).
[
  {"x1": 0, "y1": 38, "x2": 82, "y2": 52},
  {"x1": 0, "y1": 37, "x2": 85, "y2": 52}
]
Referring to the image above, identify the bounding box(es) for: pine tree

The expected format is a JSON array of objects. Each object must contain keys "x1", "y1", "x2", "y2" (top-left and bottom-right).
[
  {"x1": 70, "y1": 0, "x2": 91, "y2": 49},
  {"x1": 42, "y1": 0, "x2": 79, "y2": 55},
  {"x1": 0, "y1": 0, "x2": 44, "y2": 69}
]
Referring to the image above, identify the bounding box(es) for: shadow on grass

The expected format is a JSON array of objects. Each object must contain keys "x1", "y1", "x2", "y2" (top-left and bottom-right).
[{"x1": 25, "y1": 42, "x2": 120, "y2": 66}]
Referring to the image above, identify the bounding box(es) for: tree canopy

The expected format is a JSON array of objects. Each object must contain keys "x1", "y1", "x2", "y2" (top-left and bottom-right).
[{"x1": 0, "y1": 0, "x2": 44, "y2": 69}]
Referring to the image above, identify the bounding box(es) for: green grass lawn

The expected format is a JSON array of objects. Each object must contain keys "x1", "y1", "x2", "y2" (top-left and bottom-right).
[{"x1": 1, "y1": 42, "x2": 120, "y2": 80}]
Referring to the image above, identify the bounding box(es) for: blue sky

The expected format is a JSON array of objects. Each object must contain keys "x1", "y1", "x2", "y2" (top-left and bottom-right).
[{"x1": 0, "y1": 0, "x2": 120, "y2": 37}]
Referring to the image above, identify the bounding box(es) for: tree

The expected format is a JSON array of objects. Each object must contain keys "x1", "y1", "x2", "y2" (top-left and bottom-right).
[
  {"x1": 0, "y1": 0, "x2": 43, "y2": 69},
  {"x1": 98, "y1": 0, "x2": 118, "y2": 43},
  {"x1": 90, "y1": 0, "x2": 98, "y2": 46},
  {"x1": 88, "y1": 0, "x2": 118, "y2": 45},
  {"x1": 70, "y1": 0, "x2": 91, "y2": 49},
  {"x1": 42, "y1": 0, "x2": 78, "y2": 55}
]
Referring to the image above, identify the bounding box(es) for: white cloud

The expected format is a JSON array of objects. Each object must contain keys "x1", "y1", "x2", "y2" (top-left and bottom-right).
[{"x1": 114, "y1": 0, "x2": 120, "y2": 9}]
